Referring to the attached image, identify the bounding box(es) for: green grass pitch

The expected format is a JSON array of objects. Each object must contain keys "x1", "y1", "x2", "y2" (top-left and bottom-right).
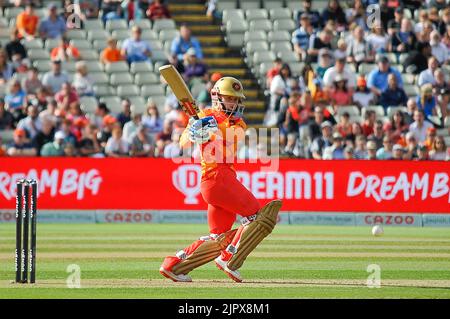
[{"x1": 1, "y1": 223, "x2": 450, "y2": 298}]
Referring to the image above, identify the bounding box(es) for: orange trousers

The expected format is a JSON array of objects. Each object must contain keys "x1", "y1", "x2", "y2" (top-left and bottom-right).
[{"x1": 201, "y1": 165, "x2": 261, "y2": 235}]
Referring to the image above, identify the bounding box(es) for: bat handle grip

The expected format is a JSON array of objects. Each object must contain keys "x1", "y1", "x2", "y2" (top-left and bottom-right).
[{"x1": 193, "y1": 114, "x2": 199, "y2": 120}]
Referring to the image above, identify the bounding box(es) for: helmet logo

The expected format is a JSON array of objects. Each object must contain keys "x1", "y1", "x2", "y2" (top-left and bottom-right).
[{"x1": 232, "y1": 82, "x2": 241, "y2": 91}]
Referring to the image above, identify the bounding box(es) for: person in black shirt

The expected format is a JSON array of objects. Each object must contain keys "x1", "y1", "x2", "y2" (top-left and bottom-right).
[
  {"x1": 32, "y1": 118, "x2": 55, "y2": 155},
  {"x1": 404, "y1": 42, "x2": 432, "y2": 74},
  {"x1": 296, "y1": 0, "x2": 321, "y2": 29},
  {"x1": 0, "y1": 98, "x2": 15, "y2": 130},
  {"x1": 306, "y1": 29, "x2": 333, "y2": 64},
  {"x1": 321, "y1": 0, "x2": 347, "y2": 31},
  {"x1": 378, "y1": 0, "x2": 395, "y2": 32},
  {"x1": 5, "y1": 29, "x2": 27, "y2": 61}
]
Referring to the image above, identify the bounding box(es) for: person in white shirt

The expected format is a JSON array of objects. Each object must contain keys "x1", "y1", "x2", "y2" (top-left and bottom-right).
[
  {"x1": 17, "y1": 105, "x2": 42, "y2": 139},
  {"x1": 73, "y1": 61, "x2": 94, "y2": 96},
  {"x1": 323, "y1": 58, "x2": 356, "y2": 90},
  {"x1": 430, "y1": 31, "x2": 449, "y2": 65},
  {"x1": 417, "y1": 56, "x2": 439, "y2": 87},
  {"x1": 163, "y1": 131, "x2": 183, "y2": 158},
  {"x1": 366, "y1": 24, "x2": 388, "y2": 53},
  {"x1": 408, "y1": 110, "x2": 434, "y2": 143},
  {"x1": 105, "y1": 125, "x2": 129, "y2": 157}
]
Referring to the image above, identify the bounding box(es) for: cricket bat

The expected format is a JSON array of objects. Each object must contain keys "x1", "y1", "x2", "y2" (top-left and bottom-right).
[{"x1": 159, "y1": 65, "x2": 200, "y2": 120}]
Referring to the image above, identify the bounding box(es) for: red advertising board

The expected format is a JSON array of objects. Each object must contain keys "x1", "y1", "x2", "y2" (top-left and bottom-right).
[{"x1": 0, "y1": 158, "x2": 448, "y2": 212}]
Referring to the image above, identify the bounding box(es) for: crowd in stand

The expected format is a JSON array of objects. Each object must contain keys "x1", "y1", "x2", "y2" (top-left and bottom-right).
[
  {"x1": 264, "y1": 0, "x2": 450, "y2": 160},
  {"x1": 1, "y1": 0, "x2": 449, "y2": 161}
]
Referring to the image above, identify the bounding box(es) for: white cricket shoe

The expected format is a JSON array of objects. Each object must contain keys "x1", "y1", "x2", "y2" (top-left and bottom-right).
[
  {"x1": 214, "y1": 257, "x2": 242, "y2": 283},
  {"x1": 159, "y1": 267, "x2": 192, "y2": 282}
]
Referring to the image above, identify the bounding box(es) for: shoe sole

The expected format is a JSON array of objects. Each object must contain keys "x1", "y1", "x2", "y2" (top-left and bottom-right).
[
  {"x1": 159, "y1": 267, "x2": 192, "y2": 282},
  {"x1": 215, "y1": 261, "x2": 242, "y2": 283}
]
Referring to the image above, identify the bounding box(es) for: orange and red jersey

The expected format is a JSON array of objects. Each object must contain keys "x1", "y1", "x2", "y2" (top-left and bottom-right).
[
  {"x1": 16, "y1": 12, "x2": 39, "y2": 38},
  {"x1": 180, "y1": 108, "x2": 246, "y2": 179}
]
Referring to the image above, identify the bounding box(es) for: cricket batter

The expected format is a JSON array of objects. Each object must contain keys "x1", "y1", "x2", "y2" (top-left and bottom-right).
[{"x1": 160, "y1": 77, "x2": 282, "y2": 282}]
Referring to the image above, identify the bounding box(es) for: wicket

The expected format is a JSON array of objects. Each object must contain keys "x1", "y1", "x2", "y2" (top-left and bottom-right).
[{"x1": 15, "y1": 179, "x2": 38, "y2": 284}]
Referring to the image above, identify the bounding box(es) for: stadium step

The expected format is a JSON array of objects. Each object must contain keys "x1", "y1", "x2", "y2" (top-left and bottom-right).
[
  {"x1": 196, "y1": 35, "x2": 223, "y2": 45},
  {"x1": 203, "y1": 57, "x2": 245, "y2": 67},
  {"x1": 173, "y1": 15, "x2": 213, "y2": 23},
  {"x1": 168, "y1": 4, "x2": 205, "y2": 13}
]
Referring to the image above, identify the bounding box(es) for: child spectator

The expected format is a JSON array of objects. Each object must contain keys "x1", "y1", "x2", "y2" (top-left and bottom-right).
[
  {"x1": 16, "y1": 2, "x2": 39, "y2": 39},
  {"x1": 73, "y1": 61, "x2": 94, "y2": 97},
  {"x1": 429, "y1": 136, "x2": 447, "y2": 160},
  {"x1": 105, "y1": 124, "x2": 129, "y2": 157},
  {"x1": 100, "y1": 38, "x2": 124, "y2": 64}
]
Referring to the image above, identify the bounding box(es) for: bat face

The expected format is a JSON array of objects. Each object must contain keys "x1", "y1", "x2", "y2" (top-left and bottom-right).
[{"x1": 159, "y1": 65, "x2": 200, "y2": 119}]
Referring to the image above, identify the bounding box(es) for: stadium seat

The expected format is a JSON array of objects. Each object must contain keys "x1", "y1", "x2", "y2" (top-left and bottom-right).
[
  {"x1": 244, "y1": 30, "x2": 267, "y2": 42},
  {"x1": 105, "y1": 19, "x2": 128, "y2": 31},
  {"x1": 112, "y1": 30, "x2": 131, "y2": 41},
  {"x1": 148, "y1": 40, "x2": 163, "y2": 50},
  {"x1": 88, "y1": 30, "x2": 110, "y2": 41},
  {"x1": 80, "y1": 96, "x2": 98, "y2": 114},
  {"x1": 401, "y1": 73, "x2": 416, "y2": 85},
  {"x1": 117, "y1": 84, "x2": 140, "y2": 98},
  {"x1": 130, "y1": 19, "x2": 152, "y2": 30},
  {"x1": 246, "y1": 9, "x2": 268, "y2": 21},
  {"x1": 253, "y1": 51, "x2": 276, "y2": 66},
  {"x1": 268, "y1": 30, "x2": 291, "y2": 42},
  {"x1": 445, "y1": 116, "x2": 450, "y2": 128},
  {"x1": 93, "y1": 85, "x2": 116, "y2": 97},
  {"x1": 128, "y1": 97, "x2": 147, "y2": 113},
  {"x1": 24, "y1": 39, "x2": 44, "y2": 49},
  {"x1": 85, "y1": 61, "x2": 103, "y2": 73},
  {"x1": 269, "y1": 8, "x2": 292, "y2": 20},
  {"x1": 141, "y1": 85, "x2": 165, "y2": 98},
  {"x1": 245, "y1": 41, "x2": 269, "y2": 55},
  {"x1": 33, "y1": 60, "x2": 52, "y2": 73},
  {"x1": 436, "y1": 128, "x2": 449, "y2": 137},
  {"x1": 277, "y1": 51, "x2": 298, "y2": 63},
  {"x1": 159, "y1": 29, "x2": 179, "y2": 42},
  {"x1": 240, "y1": 0, "x2": 261, "y2": 10},
  {"x1": 312, "y1": 0, "x2": 330, "y2": 10},
  {"x1": 0, "y1": 129, "x2": 15, "y2": 144},
  {"x1": 90, "y1": 72, "x2": 109, "y2": 85},
  {"x1": 151, "y1": 50, "x2": 169, "y2": 62},
  {"x1": 249, "y1": 19, "x2": 272, "y2": 32},
  {"x1": 100, "y1": 96, "x2": 122, "y2": 114},
  {"x1": 270, "y1": 41, "x2": 292, "y2": 53},
  {"x1": 222, "y1": 9, "x2": 244, "y2": 23},
  {"x1": 105, "y1": 62, "x2": 129, "y2": 73},
  {"x1": 130, "y1": 61, "x2": 154, "y2": 74},
  {"x1": 153, "y1": 19, "x2": 176, "y2": 33},
  {"x1": 147, "y1": 95, "x2": 166, "y2": 109},
  {"x1": 336, "y1": 105, "x2": 360, "y2": 116},
  {"x1": 4, "y1": 7, "x2": 23, "y2": 19},
  {"x1": 273, "y1": 19, "x2": 296, "y2": 32},
  {"x1": 110, "y1": 73, "x2": 134, "y2": 85},
  {"x1": 28, "y1": 49, "x2": 50, "y2": 60},
  {"x1": 387, "y1": 106, "x2": 407, "y2": 117},
  {"x1": 142, "y1": 29, "x2": 158, "y2": 41},
  {"x1": 191, "y1": 81, "x2": 206, "y2": 99},
  {"x1": 0, "y1": 17, "x2": 8, "y2": 28},
  {"x1": 444, "y1": 136, "x2": 450, "y2": 147},
  {"x1": 216, "y1": 0, "x2": 237, "y2": 11},
  {"x1": 226, "y1": 33, "x2": 245, "y2": 47},
  {"x1": 404, "y1": 84, "x2": 419, "y2": 97},
  {"x1": 83, "y1": 19, "x2": 103, "y2": 30},
  {"x1": 134, "y1": 73, "x2": 158, "y2": 85},
  {"x1": 71, "y1": 39, "x2": 92, "y2": 49},
  {"x1": 62, "y1": 61, "x2": 77, "y2": 73},
  {"x1": 44, "y1": 38, "x2": 60, "y2": 51},
  {"x1": 78, "y1": 50, "x2": 98, "y2": 60},
  {"x1": 362, "y1": 105, "x2": 385, "y2": 117},
  {"x1": 289, "y1": 62, "x2": 305, "y2": 77},
  {"x1": 359, "y1": 63, "x2": 376, "y2": 75},
  {"x1": 66, "y1": 29, "x2": 86, "y2": 40},
  {"x1": 93, "y1": 39, "x2": 108, "y2": 51},
  {"x1": 226, "y1": 20, "x2": 248, "y2": 33}
]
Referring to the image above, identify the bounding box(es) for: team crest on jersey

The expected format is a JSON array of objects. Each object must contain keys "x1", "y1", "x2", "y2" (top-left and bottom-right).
[{"x1": 232, "y1": 82, "x2": 241, "y2": 91}]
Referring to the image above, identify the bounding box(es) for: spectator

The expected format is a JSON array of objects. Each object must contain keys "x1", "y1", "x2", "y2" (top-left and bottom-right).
[
  {"x1": 404, "y1": 42, "x2": 432, "y2": 75},
  {"x1": 266, "y1": 58, "x2": 283, "y2": 88},
  {"x1": 316, "y1": 48, "x2": 333, "y2": 79},
  {"x1": 292, "y1": 13, "x2": 315, "y2": 62},
  {"x1": 348, "y1": 122, "x2": 363, "y2": 143},
  {"x1": 346, "y1": 26, "x2": 375, "y2": 68},
  {"x1": 55, "y1": 82, "x2": 79, "y2": 110},
  {"x1": 403, "y1": 132, "x2": 419, "y2": 160},
  {"x1": 388, "y1": 17, "x2": 416, "y2": 54},
  {"x1": 75, "y1": 0, "x2": 100, "y2": 20},
  {"x1": 366, "y1": 23, "x2": 389, "y2": 53},
  {"x1": 430, "y1": 30, "x2": 448, "y2": 64},
  {"x1": 0, "y1": 49, "x2": 14, "y2": 84},
  {"x1": 129, "y1": 125, "x2": 154, "y2": 157},
  {"x1": 378, "y1": 0, "x2": 395, "y2": 31},
  {"x1": 40, "y1": 130, "x2": 66, "y2": 157},
  {"x1": 121, "y1": 26, "x2": 152, "y2": 64},
  {"x1": 100, "y1": 38, "x2": 124, "y2": 64},
  {"x1": 336, "y1": 112, "x2": 352, "y2": 138},
  {"x1": 353, "y1": 135, "x2": 367, "y2": 159},
  {"x1": 366, "y1": 140, "x2": 378, "y2": 160},
  {"x1": 387, "y1": 7, "x2": 404, "y2": 35},
  {"x1": 39, "y1": 3, "x2": 67, "y2": 40},
  {"x1": 433, "y1": 69, "x2": 449, "y2": 96},
  {"x1": 437, "y1": 8, "x2": 450, "y2": 36},
  {"x1": 416, "y1": 83, "x2": 437, "y2": 117},
  {"x1": 97, "y1": 115, "x2": 117, "y2": 149},
  {"x1": 423, "y1": 127, "x2": 437, "y2": 150},
  {"x1": 17, "y1": 104, "x2": 42, "y2": 139},
  {"x1": 170, "y1": 24, "x2": 203, "y2": 65},
  {"x1": 283, "y1": 93, "x2": 309, "y2": 156},
  {"x1": 311, "y1": 78, "x2": 330, "y2": 107},
  {"x1": 50, "y1": 37, "x2": 81, "y2": 62},
  {"x1": 367, "y1": 55, "x2": 403, "y2": 98},
  {"x1": 73, "y1": 61, "x2": 94, "y2": 97},
  {"x1": 345, "y1": 0, "x2": 366, "y2": 29},
  {"x1": 155, "y1": 120, "x2": 173, "y2": 157},
  {"x1": 142, "y1": 102, "x2": 163, "y2": 134},
  {"x1": 323, "y1": 58, "x2": 356, "y2": 90},
  {"x1": 5, "y1": 29, "x2": 27, "y2": 61},
  {"x1": 42, "y1": 60, "x2": 70, "y2": 95},
  {"x1": 379, "y1": 73, "x2": 408, "y2": 110},
  {"x1": 16, "y1": 2, "x2": 39, "y2": 39},
  {"x1": 416, "y1": 144, "x2": 429, "y2": 160},
  {"x1": 353, "y1": 76, "x2": 375, "y2": 108},
  {"x1": 77, "y1": 124, "x2": 103, "y2": 157},
  {"x1": 368, "y1": 120, "x2": 385, "y2": 149},
  {"x1": 334, "y1": 38, "x2": 347, "y2": 61},
  {"x1": 5, "y1": 79, "x2": 27, "y2": 116},
  {"x1": 163, "y1": 131, "x2": 182, "y2": 158},
  {"x1": 32, "y1": 118, "x2": 54, "y2": 155},
  {"x1": 330, "y1": 74, "x2": 352, "y2": 109},
  {"x1": 376, "y1": 136, "x2": 394, "y2": 159},
  {"x1": 323, "y1": 132, "x2": 345, "y2": 159},
  {"x1": 6, "y1": 128, "x2": 37, "y2": 156},
  {"x1": 146, "y1": 0, "x2": 171, "y2": 20},
  {"x1": 183, "y1": 48, "x2": 208, "y2": 85},
  {"x1": 409, "y1": 110, "x2": 434, "y2": 143},
  {"x1": 404, "y1": 97, "x2": 418, "y2": 125},
  {"x1": 429, "y1": 136, "x2": 447, "y2": 160},
  {"x1": 392, "y1": 143, "x2": 404, "y2": 160},
  {"x1": 269, "y1": 63, "x2": 293, "y2": 113},
  {"x1": 344, "y1": 145, "x2": 354, "y2": 159},
  {"x1": 321, "y1": 0, "x2": 347, "y2": 31},
  {"x1": 307, "y1": 106, "x2": 325, "y2": 144},
  {"x1": 310, "y1": 121, "x2": 333, "y2": 159},
  {"x1": 418, "y1": 56, "x2": 439, "y2": 87},
  {"x1": 117, "y1": 99, "x2": 132, "y2": 127},
  {"x1": 121, "y1": 0, "x2": 144, "y2": 22},
  {"x1": 102, "y1": 3, "x2": 123, "y2": 22},
  {"x1": 0, "y1": 98, "x2": 14, "y2": 130},
  {"x1": 93, "y1": 102, "x2": 110, "y2": 129},
  {"x1": 123, "y1": 105, "x2": 142, "y2": 145},
  {"x1": 105, "y1": 124, "x2": 129, "y2": 157},
  {"x1": 362, "y1": 110, "x2": 376, "y2": 136},
  {"x1": 384, "y1": 110, "x2": 409, "y2": 143},
  {"x1": 296, "y1": 0, "x2": 321, "y2": 29},
  {"x1": 22, "y1": 67, "x2": 43, "y2": 98},
  {"x1": 306, "y1": 28, "x2": 333, "y2": 63}
]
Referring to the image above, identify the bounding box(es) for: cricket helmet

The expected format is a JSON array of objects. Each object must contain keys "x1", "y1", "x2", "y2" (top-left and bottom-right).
[{"x1": 211, "y1": 77, "x2": 245, "y2": 118}]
